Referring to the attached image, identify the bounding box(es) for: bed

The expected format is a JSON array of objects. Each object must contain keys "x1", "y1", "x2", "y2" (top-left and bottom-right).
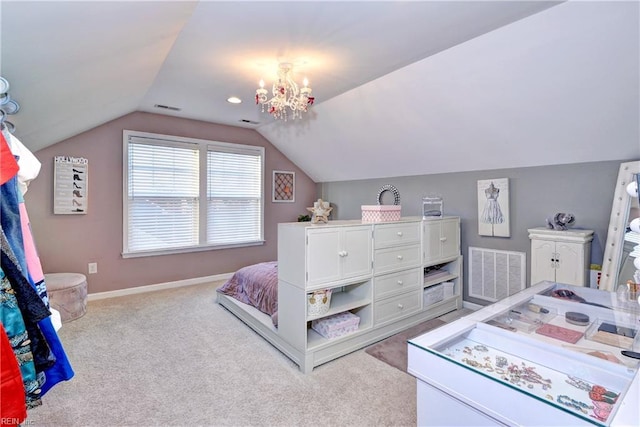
[
  {"x1": 216, "y1": 261, "x2": 279, "y2": 326},
  {"x1": 216, "y1": 261, "x2": 306, "y2": 369}
]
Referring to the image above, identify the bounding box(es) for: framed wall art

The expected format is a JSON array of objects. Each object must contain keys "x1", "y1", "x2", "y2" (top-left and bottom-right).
[
  {"x1": 54, "y1": 155, "x2": 88, "y2": 214},
  {"x1": 477, "y1": 178, "x2": 510, "y2": 237},
  {"x1": 272, "y1": 170, "x2": 295, "y2": 203}
]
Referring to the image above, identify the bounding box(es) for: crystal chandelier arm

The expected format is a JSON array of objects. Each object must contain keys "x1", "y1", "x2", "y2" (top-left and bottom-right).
[{"x1": 255, "y1": 62, "x2": 314, "y2": 120}]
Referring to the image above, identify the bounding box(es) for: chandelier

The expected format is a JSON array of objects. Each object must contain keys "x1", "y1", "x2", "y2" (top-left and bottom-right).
[{"x1": 255, "y1": 63, "x2": 314, "y2": 121}]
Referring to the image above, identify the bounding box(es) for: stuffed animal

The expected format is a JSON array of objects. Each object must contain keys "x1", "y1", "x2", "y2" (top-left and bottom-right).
[{"x1": 546, "y1": 212, "x2": 576, "y2": 231}]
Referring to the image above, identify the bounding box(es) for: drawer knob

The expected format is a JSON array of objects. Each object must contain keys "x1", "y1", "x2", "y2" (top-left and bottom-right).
[
  {"x1": 440, "y1": 237, "x2": 447, "y2": 242},
  {"x1": 397, "y1": 255, "x2": 403, "y2": 260},
  {"x1": 397, "y1": 231, "x2": 403, "y2": 237},
  {"x1": 398, "y1": 303, "x2": 404, "y2": 310},
  {"x1": 397, "y1": 280, "x2": 403, "y2": 285},
  {"x1": 338, "y1": 251, "x2": 348, "y2": 257}
]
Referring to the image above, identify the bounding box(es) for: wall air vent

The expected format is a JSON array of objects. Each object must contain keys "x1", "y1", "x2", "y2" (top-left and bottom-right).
[
  {"x1": 468, "y1": 247, "x2": 526, "y2": 302},
  {"x1": 239, "y1": 119, "x2": 260, "y2": 125},
  {"x1": 154, "y1": 104, "x2": 181, "y2": 111}
]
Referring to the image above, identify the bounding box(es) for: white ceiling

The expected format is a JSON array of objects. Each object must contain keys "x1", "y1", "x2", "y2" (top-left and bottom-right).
[{"x1": 1, "y1": 1, "x2": 638, "y2": 182}]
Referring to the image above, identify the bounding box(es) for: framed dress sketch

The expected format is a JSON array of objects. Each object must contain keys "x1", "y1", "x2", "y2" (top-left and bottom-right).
[
  {"x1": 272, "y1": 170, "x2": 295, "y2": 202},
  {"x1": 477, "y1": 178, "x2": 510, "y2": 237}
]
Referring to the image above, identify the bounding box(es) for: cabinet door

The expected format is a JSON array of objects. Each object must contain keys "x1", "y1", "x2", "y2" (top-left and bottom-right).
[
  {"x1": 342, "y1": 226, "x2": 373, "y2": 280},
  {"x1": 306, "y1": 229, "x2": 342, "y2": 285},
  {"x1": 423, "y1": 221, "x2": 442, "y2": 264},
  {"x1": 440, "y1": 219, "x2": 460, "y2": 259},
  {"x1": 555, "y1": 242, "x2": 583, "y2": 286},
  {"x1": 530, "y1": 240, "x2": 556, "y2": 285}
]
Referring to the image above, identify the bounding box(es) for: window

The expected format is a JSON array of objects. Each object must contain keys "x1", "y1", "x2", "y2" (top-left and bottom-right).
[{"x1": 123, "y1": 130, "x2": 264, "y2": 257}]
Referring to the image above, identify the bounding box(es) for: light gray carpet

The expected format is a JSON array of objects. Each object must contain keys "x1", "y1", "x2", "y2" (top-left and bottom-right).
[
  {"x1": 25, "y1": 281, "x2": 421, "y2": 426},
  {"x1": 364, "y1": 319, "x2": 446, "y2": 373}
]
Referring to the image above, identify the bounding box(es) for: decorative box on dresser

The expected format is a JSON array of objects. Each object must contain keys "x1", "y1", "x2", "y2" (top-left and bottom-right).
[
  {"x1": 277, "y1": 216, "x2": 462, "y2": 373},
  {"x1": 528, "y1": 227, "x2": 594, "y2": 287}
]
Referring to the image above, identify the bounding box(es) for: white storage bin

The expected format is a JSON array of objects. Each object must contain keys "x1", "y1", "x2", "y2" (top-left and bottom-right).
[
  {"x1": 311, "y1": 311, "x2": 360, "y2": 339},
  {"x1": 423, "y1": 284, "x2": 444, "y2": 307},
  {"x1": 442, "y1": 281, "x2": 455, "y2": 299}
]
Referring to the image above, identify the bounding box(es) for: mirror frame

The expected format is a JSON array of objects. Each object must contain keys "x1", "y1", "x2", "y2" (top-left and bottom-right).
[{"x1": 600, "y1": 160, "x2": 640, "y2": 291}]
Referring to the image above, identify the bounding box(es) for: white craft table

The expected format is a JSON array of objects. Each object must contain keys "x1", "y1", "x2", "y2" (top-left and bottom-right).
[{"x1": 408, "y1": 281, "x2": 640, "y2": 426}]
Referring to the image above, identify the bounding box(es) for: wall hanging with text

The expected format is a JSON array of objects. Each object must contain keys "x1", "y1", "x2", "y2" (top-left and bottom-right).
[{"x1": 54, "y1": 156, "x2": 88, "y2": 214}]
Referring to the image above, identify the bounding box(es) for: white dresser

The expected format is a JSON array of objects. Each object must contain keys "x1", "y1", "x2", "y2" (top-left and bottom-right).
[
  {"x1": 277, "y1": 216, "x2": 462, "y2": 373},
  {"x1": 529, "y1": 227, "x2": 594, "y2": 287}
]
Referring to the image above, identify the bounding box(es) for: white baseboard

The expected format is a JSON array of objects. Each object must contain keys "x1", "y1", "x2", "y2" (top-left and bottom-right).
[
  {"x1": 462, "y1": 300, "x2": 483, "y2": 311},
  {"x1": 87, "y1": 272, "x2": 233, "y2": 301}
]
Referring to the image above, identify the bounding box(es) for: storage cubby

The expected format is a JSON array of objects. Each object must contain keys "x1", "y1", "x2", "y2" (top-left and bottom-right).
[
  {"x1": 307, "y1": 305, "x2": 373, "y2": 350},
  {"x1": 423, "y1": 255, "x2": 461, "y2": 303},
  {"x1": 306, "y1": 280, "x2": 371, "y2": 321}
]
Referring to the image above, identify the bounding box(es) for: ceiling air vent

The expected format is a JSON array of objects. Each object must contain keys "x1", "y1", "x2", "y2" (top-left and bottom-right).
[
  {"x1": 154, "y1": 104, "x2": 181, "y2": 111},
  {"x1": 239, "y1": 119, "x2": 259, "y2": 125}
]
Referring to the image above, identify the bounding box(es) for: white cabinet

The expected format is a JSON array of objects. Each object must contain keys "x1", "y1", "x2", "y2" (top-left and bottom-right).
[
  {"x1": 277, "y1": 222, "x2": 372, "y2": 288},
  {"x1": 422, "y1": 217, "x2": 462, "y2": 313},
  {"x1": 306, "y1": 225, "x2": 372, "y2": 286},
  {"x1": 528, "y1": 227, "x2": 594, "y2": 287},
  {"x1": 423, "y1": 217, "x2": 460, "y2": 264},
  {"x1": 276, "y1": 217, "x2": 462, "y2": 373}
]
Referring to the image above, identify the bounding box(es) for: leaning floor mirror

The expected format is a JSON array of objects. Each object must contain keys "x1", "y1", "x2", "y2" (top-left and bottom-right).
[{"x1": 600, "y1": 161, "x2": 640, "y2": 298}]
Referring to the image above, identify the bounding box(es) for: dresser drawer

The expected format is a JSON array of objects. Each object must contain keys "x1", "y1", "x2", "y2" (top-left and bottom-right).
[
  {"x1": 374, "y1": 221, "x2": 421, "y2": 249},
  {"x1": 374, "y1": 244, "x2": 422, "y2": 275},
  {"x1": 374, "y1": 268, "x2": 422, "y2": 300},
  {"x1": 374, "y1": 289, "x2": 421, "y2": 325}
]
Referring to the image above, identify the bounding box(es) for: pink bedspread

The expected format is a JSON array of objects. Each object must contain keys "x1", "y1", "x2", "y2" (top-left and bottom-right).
[{"x1": 217, "y1": 261, "x2": 278, "y2": 326}]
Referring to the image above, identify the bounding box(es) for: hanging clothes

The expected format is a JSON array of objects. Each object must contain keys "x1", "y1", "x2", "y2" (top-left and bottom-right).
[
  {"x1": 5, "y1": 131, "x2": 41, "y2": 195},
  {"x1": 0, "y1": 133, "x2": 45, "y2": 408},
  {"x1": 0, "y1": 131, "x2": 19, "y2": 184},
  {"x1": 1, "y1": 227, "x2": 55, "y2": 370},
  {"x1": 0, "y1": 323, "x2": 27, "y2": 426},
  {"x1": 1, "y1": 132, "x2": 74, "y2": 396}
]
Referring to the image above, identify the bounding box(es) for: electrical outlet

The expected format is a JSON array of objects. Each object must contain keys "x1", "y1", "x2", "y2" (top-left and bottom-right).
[{"x1": 88, "y1": 262, "x2": 98, "y2": 274}]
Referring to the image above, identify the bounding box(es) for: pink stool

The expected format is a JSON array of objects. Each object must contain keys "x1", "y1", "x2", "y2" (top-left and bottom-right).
[{"x1": 44, "y1": 273, "x2": 87, "y2": 322}]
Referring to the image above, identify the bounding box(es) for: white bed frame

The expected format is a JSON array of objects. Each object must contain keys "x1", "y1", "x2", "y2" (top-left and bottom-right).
[
  {"x1": 215, "y1": 292, "x2": 302, "y2": 367},
  {"x1": 216, "y1": 290, "x2": 459, "y2": 373}
]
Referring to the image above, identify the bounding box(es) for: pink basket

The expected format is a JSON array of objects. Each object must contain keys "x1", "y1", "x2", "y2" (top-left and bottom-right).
[{"x1": 361, "y1": 205, "x2": 401, "y2": 222}]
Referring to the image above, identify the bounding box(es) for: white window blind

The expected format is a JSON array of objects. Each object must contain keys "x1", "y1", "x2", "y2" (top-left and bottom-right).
[
  {"x1": 123, "y1": 131, "x2": 264, "y2": 257},
  {"x1": 207, "y1": 149, "x2": 262, "y2": 245}
]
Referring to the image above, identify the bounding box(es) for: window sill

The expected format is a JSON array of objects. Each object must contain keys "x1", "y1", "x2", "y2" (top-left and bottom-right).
[{"x1": 122, "y1": 240, "x2": 265, "y2": 259}]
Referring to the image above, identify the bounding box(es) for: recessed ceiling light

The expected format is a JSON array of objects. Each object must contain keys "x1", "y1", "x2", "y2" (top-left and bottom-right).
[{"x1": 227, "y1": 96, "x2": 242, "y2": 104}]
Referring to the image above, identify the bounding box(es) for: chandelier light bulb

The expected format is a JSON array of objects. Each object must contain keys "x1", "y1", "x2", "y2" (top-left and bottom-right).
[{"x1": 255, "y1": 62, "x2": 315, "y2": 121}]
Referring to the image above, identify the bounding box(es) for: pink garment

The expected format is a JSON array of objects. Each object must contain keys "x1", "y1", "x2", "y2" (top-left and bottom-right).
[{"x1": 18, "y1": 203, "x2": 45, "y2": 284}]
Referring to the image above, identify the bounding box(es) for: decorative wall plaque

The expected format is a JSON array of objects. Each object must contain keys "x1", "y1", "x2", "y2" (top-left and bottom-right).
[{"x1": 54, "y1": 156, "x2": 88, "y2": 214}]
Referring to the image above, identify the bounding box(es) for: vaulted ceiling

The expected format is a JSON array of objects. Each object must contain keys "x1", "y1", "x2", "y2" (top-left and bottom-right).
[{"x1": 1, "y1": 1, "x2": 638, "y2": 182}]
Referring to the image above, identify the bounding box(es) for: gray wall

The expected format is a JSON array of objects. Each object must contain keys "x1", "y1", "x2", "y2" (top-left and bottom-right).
[{"x1": 319, "y1": 160, "x2": 629, "y2": 305}]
